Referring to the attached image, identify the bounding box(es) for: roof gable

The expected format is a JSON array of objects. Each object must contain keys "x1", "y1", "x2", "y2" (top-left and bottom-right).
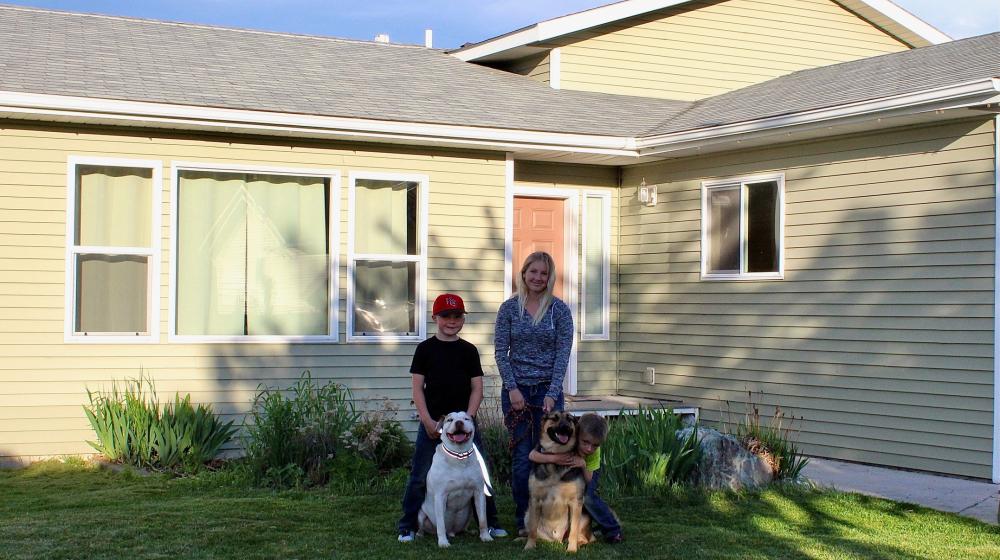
[{"x1": 451, "y1": 0, "x2": 951, "y2": 62}]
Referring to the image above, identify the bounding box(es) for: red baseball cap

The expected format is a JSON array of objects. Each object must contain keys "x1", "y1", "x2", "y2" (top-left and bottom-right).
[{"x1": 432, "y1": 293, "x2": 466, "y2": 316}]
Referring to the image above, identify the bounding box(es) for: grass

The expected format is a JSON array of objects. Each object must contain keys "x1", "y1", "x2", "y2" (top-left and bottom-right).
[{"x1": 2, "y1": 459, "x2": 998, "y2": 560}]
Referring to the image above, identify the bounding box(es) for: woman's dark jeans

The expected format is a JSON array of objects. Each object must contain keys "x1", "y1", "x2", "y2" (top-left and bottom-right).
[{"x1": 502, "y1": 382, "x2": 564, "y2": 530}]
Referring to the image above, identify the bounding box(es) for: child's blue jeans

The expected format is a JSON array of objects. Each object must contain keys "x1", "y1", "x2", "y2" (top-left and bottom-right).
[{"x1": 585, "y1": 469, "x2": 622, "y2": 539}]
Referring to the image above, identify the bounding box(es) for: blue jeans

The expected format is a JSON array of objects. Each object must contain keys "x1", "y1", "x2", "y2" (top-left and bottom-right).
[
  {"x1": 397, "y1": 420, "x2": 499, "y2": 532},
  {"x1": 502, "y1": 382, "x2": 564, "y2": 530},
  {"x1": 585, "y1": 469, "x2": 621, "y2": 539}
]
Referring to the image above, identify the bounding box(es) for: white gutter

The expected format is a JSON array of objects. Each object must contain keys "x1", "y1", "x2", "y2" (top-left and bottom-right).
[
  {"x1": 994, "y1": 112, "x2": 1000, "y2": 484},
  {"x1": 638, "y1": 79, "x2": 1000, "y2": 156},
  {"x1": 0, "y1": 91, "x2": 636, "y2": 156}
]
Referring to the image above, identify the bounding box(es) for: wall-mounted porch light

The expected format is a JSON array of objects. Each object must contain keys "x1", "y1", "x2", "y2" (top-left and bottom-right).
[{"x1": 638, "y1": 178, "x2": 657, "y2": 207}]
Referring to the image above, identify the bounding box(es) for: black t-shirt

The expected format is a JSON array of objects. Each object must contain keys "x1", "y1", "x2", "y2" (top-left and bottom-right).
[{"x1": 410, "y1": 336, "x2": 484, "y2": 420}]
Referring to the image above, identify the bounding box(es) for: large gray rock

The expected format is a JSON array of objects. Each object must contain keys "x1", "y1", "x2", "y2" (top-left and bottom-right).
[{"x1": 678, "y1": 427, "x2": 773, "y2": 491}]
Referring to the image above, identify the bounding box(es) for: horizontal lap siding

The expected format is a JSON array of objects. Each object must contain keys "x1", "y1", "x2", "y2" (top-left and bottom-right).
[
  {"x1": 550, "y1": 0, "x2": 908, "y2": 100},
  {"x1": 0, "y1": 122, "x2": 507, "y2": 462},
  {"x1": 618, "y1": 118, "x2": 996, "y2": 478},
  {"x1": 515, "y1": 161, "x2": 619, "y2": 396}
]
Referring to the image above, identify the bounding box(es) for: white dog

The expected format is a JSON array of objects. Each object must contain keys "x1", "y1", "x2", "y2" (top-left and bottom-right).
[{"x1": 417, "y1": 411, "x2": 494, "y2": 548}]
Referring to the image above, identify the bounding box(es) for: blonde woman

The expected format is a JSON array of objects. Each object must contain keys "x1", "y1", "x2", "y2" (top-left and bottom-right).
[{"x1": 494, "y1": 251, "x2": 574, "y2": 535}]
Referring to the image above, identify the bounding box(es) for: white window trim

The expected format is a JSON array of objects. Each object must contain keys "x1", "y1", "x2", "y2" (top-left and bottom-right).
[
  {"x1": 700, "y1": 173, "x2": 785, "y2": 281},
  {"x1": 64, "y1": 156, "x2": 162, "y2": 343},
  {"x1": 346, "y1": 171, "x2": 429, "y2": 343},
  {"x1": 506, "y1": 184, "x2": 580, "y2": 395},
  {"x1": 168, "y1": 162, "x2": 341, "y2": 344},
  {"x1": 580, "y1": 191, "x2": 611, "y2": 341}
]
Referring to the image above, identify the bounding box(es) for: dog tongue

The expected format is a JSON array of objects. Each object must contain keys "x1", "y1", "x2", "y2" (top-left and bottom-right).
[
  {"x1": 450, "y1": 432, "x2": 469, "y2": 443},
  {"x1": 556, "y1": 433, "x2": 569, "y2": 444}
]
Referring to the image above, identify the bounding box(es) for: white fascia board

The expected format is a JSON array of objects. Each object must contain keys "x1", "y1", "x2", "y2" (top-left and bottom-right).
[
  {"x1": 840, "y1": 0, "x2": 952, "y2": 46},
  {"x1": 453, "y1": 0, "x2": 950, "y2": 62},
  {"x1": 0, "y1": 91, "x2": 636, "y2": 156},
  {"x1": 638, "y1": 79, "x2": 1000, "y2": 156},
  {"x1": 453, "y1": 0, "x2": 689, "y2": 61}
]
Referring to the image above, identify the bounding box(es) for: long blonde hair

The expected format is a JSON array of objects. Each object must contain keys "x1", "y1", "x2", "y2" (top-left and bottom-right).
[{"x1": 516, "y1": 251, "x2": 557, "y2": 326}]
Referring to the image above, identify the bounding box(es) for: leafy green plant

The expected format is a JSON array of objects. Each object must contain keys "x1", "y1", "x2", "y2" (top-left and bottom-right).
[
  {"x1": 242, "y1": 371, "x2": 361, "y2": 487},
  {"x1": 476, "y1": 395, "x2": 512, "y2": 487},
  {"x1": 724, "y1": 390, "x2": 809, "y2": 481},
  {"x1": 602, "y1": 406, "x2": 701, "y2": 496},
  {"x1": 83, "y1": 375, "x2": 236, "y2": 472},
  {"x1": 154, "y1": 394, "x2": 237, "y2": 473},
  {"x1": 347, "y1": 399, "x2": 412, "y2": 472}
]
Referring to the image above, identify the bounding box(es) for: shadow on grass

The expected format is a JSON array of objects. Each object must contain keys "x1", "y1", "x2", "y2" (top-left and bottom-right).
[{"x1": 2, "y1": 462, "x2": 999, "y2": 560}]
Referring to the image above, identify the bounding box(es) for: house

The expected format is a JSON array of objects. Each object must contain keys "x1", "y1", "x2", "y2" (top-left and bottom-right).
[{"x1": 0, "y1": 0, "x2": 997, "y2": 482}]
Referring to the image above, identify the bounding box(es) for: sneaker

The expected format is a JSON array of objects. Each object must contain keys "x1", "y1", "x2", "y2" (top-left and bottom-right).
[
  {"x1": 398, "y1": 530, "x2": 415, "y2": 543},
  {"x1": 517, "y1": 528, "x2": 528, "y2": 538},
  {"x1": 606, "y1": 533, "x2": 624, "y2": 545},
  {"x1": 488, "y1": 527, "x2": 509, "y2": 538}
]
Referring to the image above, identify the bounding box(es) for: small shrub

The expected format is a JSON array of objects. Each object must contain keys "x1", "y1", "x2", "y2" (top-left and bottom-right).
[
  {"x1": 242, "y1": 371, "x2": 361, "y2": 487},
  {"x1": 602, "y1": 406, "x2": 701, "y2": 497},
  {"x1": 347, "y1": 399, "x2": 412, "y2": 472},
  {"x1": 83, "y1": 375, "x2": 235, "y2": 473},
  {"x1": 477, "y1": 395, "x2": 512, "y2": 487},
  {"x1": 724, "y1": 390, "x2": 810, "y2": 481}
]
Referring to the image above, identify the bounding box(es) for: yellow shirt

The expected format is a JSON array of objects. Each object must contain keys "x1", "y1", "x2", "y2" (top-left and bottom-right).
[{"x1": 584, "y1": 447, "x2": 601, "y2": 472}]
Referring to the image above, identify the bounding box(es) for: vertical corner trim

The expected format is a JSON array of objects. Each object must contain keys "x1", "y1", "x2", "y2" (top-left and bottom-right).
[
  {"x1": 550, "y1": 48, "x2": 561, "y2": 90},
  {"x1": 993, "y1": 114, "x2": 1000, "y2": 483}
]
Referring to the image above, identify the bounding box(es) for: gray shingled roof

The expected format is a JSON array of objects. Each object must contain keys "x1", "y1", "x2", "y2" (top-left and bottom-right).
[
  {"x1": 0, "y1": 5, "x2": 689, "y2": 137},
  {"x1": 1, "y1": 5, "x2": 997, "y2": 142},
  {"x1": 647, "y1": 32, "x2": 1000, "y2": 136}
]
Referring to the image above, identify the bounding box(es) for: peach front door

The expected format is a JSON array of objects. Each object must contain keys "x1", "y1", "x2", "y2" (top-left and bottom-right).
[{"x1": 513, "y1": 196, "x2": 564, "y2": 298}]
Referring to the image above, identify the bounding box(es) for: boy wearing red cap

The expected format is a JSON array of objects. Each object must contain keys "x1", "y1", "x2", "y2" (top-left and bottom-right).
[{"x1": 397, "y1": 293, "x2": 508, "y2": 542}]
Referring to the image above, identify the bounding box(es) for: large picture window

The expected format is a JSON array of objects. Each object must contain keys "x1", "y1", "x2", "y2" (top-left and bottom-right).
[
  {"x1": 172, "y1": 166, "x2": 338, "y2": 341},
  {"x1": 348, "y1": 173, "x2": 427, "y2": 342},
  {"x1": 701, "y1": 174, "x2": 784, "y2": 280},
  {"x1": 66, "y1": 158, "x2": 161, "y2": 342}
]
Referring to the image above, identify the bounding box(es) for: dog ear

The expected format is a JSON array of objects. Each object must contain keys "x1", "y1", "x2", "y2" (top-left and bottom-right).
[{"x1": 435, "y1": 415, "x2": 446, "y2": 434}]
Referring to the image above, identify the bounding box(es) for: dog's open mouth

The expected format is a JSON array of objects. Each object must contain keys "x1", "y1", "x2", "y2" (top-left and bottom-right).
[
  {"x1": 447, "y1": 430, "x2": 470, "y2": 444},
  {"x1": 548, "y1": 426, "x2": 573, "y2": 445}
]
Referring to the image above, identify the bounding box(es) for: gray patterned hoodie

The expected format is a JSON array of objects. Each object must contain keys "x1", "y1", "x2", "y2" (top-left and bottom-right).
[{"x1": 494, "y1": 295, "x2": 574, "y2": 400}]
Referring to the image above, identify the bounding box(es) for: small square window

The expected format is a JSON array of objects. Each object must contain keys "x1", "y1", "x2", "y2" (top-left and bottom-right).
[{"x1": 702, "y1": 175, "x2": 784, "y2": 280}]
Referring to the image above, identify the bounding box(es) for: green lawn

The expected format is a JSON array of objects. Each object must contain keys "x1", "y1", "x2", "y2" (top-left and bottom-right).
[{"x1": 2, "y1": 460, "x2": 998, "y2": 560}]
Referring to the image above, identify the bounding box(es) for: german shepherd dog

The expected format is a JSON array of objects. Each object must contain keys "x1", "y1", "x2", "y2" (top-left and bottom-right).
[{"x1": 524, "y1": 411, "x2": 593, "y2": 553}]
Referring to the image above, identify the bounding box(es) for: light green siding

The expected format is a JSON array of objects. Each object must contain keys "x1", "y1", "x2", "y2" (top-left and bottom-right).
[
  {"x1": 0, "y1": 122, "x2": 507, "y2": 462},
  {"x1": 618, "y1": 118, "x2": 997, "y2": 478},
  {"x1": 541, "y1": 0, "x2": 909, "y2": 100}
]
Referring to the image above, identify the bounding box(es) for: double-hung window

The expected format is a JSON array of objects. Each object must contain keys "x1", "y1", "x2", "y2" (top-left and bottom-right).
[
  {"x1": 171, "y1": 165, "x2": 339, "y2": 341},
  {"x1": 701, "y1": 174, "x2": 784, "y2": 280},
  {"x1": 348, "y1": 173, "x2": 427, "y2": 342},
  {"x1": 66, "y1": 157, "x2": 161, "y2": 342}
]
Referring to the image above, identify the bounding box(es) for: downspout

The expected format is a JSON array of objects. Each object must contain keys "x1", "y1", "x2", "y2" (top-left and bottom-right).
[
  {"x1": 615, "y1": 166, "x2": 623, "y2": 396},
  {"x1": 993, "y1": 114, "x2": 1000, "y2": 483}
]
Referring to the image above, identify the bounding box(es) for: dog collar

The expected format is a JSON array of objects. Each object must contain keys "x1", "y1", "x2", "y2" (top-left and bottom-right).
[{"x1": 441, "y1": 444, "x2": 474, "y2": 460}]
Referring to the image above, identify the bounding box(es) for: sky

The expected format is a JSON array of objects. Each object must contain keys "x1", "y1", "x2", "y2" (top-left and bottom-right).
[{"x1": 2, "y1": 0, "x2": 998, "y2": 48}]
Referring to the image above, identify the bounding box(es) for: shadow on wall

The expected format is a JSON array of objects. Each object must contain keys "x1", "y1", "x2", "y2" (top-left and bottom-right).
[
  {"x1": 200, "y1": 183, "x2": 507, "y2": 445},
  {"x1": 617, "y1": 119, "x2": 995, "y2": 477}
]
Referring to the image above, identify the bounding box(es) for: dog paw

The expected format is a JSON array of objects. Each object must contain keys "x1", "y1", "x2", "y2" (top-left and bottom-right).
[
  {"x1": 437, "y1": 540, "x2": 451, "y2": 548},
  {"x1": 479, "y1": 533, "x2": 493, "y2": 543},
  {"x1": 524, "y1": 540, "x2": 536, "y2": 550}
]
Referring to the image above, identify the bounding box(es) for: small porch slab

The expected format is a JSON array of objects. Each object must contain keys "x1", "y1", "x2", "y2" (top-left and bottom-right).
[{"x1": 565, "y1": 394, "x2": 699, "y2": 426}]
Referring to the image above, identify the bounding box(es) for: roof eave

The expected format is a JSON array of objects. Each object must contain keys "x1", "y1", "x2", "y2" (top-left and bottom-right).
[
  {"x1": 637, "y1": 78, "x2": 1000, "y2": 157},
  {"x1": 0, "y1": 91, "x2": 638, "y2": 158}
]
